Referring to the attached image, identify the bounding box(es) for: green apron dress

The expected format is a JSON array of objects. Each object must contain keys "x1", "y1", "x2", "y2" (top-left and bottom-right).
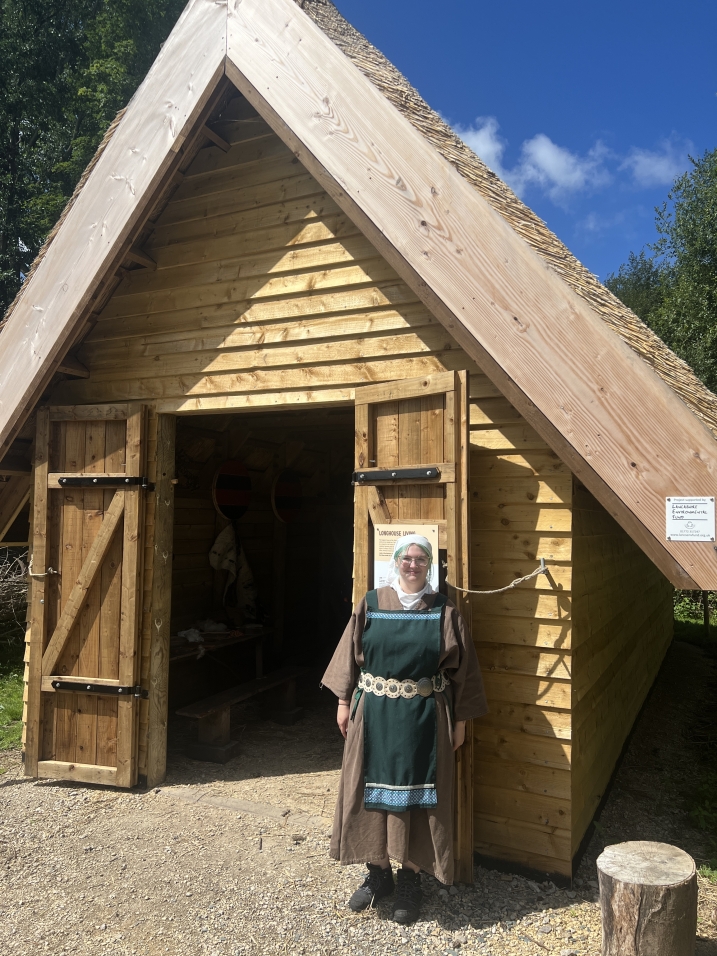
[{"x1": 356, "y1": 589, "x2": 447, "y2": 812}]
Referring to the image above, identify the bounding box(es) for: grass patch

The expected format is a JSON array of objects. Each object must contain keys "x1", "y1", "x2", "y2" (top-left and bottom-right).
[{"x1": 0, "y1": 612, "x2": 26, "y2": 752}]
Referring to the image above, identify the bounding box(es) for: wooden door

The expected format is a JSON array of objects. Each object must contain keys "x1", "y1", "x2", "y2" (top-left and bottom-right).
[
  {"x1": 353, "y1": 370, "x2": 474, "y2": 882},
  {"x1": 24, "y1": 403, "x2": 147, "y2": 788}
]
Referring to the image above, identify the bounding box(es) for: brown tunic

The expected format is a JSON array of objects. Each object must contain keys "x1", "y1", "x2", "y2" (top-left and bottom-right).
[{"x1": 321, "y1": 587, "x2": 488, "y2": 885}]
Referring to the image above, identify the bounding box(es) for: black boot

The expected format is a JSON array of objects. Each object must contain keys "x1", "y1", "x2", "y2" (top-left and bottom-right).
[
  {"x1": 348, "y1": 863, "x2": 395, "y2": 912},
  {"x1": 393, "y1": 867, "x2": 422, "y2": 924}
]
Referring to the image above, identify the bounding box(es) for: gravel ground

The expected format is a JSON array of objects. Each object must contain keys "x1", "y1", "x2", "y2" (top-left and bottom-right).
[{"x1": 1, "y1": 641, "x2": 716, "y2": 956}]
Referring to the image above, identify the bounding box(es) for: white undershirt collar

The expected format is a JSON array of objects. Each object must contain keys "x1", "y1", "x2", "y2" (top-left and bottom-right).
[{"x1": 390, "y1": 578, "x2": 433, "y2": 611}]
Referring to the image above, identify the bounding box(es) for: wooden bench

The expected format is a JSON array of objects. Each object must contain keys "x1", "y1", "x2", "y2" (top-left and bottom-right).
[{"x1": 176, "y1": 666, "x2": 304, "y2": 763}]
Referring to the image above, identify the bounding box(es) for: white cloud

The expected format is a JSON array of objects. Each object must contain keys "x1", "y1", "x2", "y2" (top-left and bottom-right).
[
  {"x1": 620, "y1": 135, "x2": 693, "y2": 187},
  {"x1": 452, "y1": 116, "x2": 611, "y2": 206},
  {"x1": 453, "y1": 116, "x2": 510, "y2": 180}
]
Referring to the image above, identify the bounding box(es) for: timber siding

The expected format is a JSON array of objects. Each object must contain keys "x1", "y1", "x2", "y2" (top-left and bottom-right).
[
  {"x1": 52, "y1": 102, "x2": 477, "y2": 412},
  {"x1": 45, "y1": 93, "x2": 672, "y2": 877},
  {"x1": 570, "y1": 483, "x2": 673, "y2": 855},
  {"x1": 469, "y1": 386, "x2": 573, "y2": 874}
]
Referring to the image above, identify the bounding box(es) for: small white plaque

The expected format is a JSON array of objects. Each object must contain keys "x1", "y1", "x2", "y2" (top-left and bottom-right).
[{"x1": 665, "y1": 496, "x2": 715, "y2": 541}]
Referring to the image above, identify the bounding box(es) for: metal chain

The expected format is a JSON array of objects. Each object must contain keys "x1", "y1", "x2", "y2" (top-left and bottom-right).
[{"x1": 447, "y1": 559, "x2": 547, "y2": 596}]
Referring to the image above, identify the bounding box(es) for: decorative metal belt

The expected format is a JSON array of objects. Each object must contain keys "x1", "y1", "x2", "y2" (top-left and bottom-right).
[{"x1": 358, "y1": 670, "x2": 448, "y2": 699}]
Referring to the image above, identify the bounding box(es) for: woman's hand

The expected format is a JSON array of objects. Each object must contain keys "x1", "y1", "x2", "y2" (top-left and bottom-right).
[
  {"x1": 337, "y1": 700, "x2": 350, "y2": 739},
  {"x1": 453, "y1": 720, "x2": 466, "y2": 751}
]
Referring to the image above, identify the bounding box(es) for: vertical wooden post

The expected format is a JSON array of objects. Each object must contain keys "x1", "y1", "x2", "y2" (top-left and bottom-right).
[
  {"x1": 116, "y1": 403, "x2": 146, "y2": 788},
  {"x1": 454, "y1": 370, "x2": 474, "y2": 883},
  {"x1": 25, "y1": 408, "x2": 50, "y2": 777},
  {"x1": 352, "y1": 402, "x2": 371, "y2": 607},
  {"x1": 146, "y1": 414, "x2": 175, "y2": 789}
]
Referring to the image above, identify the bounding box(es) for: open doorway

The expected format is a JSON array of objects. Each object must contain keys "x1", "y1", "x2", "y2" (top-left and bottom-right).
[{"x1": 166, "y1": 406, "x2": 355, "y2": 782}]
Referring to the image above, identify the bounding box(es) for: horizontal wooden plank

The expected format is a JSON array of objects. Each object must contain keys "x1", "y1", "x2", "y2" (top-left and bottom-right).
[
  {"x1": 469, "y1": 374, "x2": 503, "y2": 400},
  {"x1": 37, "y1": 761, "x2": 117, "y2": 785},
  {"x1": 150, "y1": 191, "x2": 338, "y2": 248},
  {"x1": 470, "y1": 424, "x2": 550, "y2": 451},
  {"x1": 474, "y1": 840, "x2": 572, "y2": 876},
  {"x1": 93, "y1": 281, "x2": 419, "y2": 344},
  {"x1": 157, "y1": 388, "x2": 357, "y2": 415},
  {"x1": 471, "y1": 503, "x2": 572, "y2": 533},
  {"x1": 171, "y1": 151, "x2": 301, "y2": 203},
  {"x1": 476, "y1": 644, "x2": 571, "y2": 681},
  {"x1": 472, "y1": 614, "x2": 571, "y2": 650},
  {"x1": 474, "y1": 724, "x2": 571, "y2": 770},
  {"x1": 78, "y1": 327, "x2": 462, "y2": 383},
  {"x1": 101, "y1": 257, "x2": 401, "y2": 322},
  {"x1": 482, "y1": 672, "x2": 571, "y2": 709},
  {"x1": 473, "y1": 783, "x2": 571, "y2": 830},
  {"x1": 471, "y1": 589, "x2": 571, "y2": 622},
  {"x1": 148, "y1": 213, "x2": 360, "y2": 270},
  {"x1": 470, "y1": 450, "x2": 571, "y2": 478},
  {"x1": 354, "y1": 370, "x2": 457, "y2": 405},
  {"x1": 109, "y1": 233, "x2": 383, "y2": 303},
  {"x1": 48, "y1": 404, "x2": 129, "y2": 421},
  {"x1": 156, "y1": 171, "x2": 325, "y2": 229},
  {"x1": 469, "y1": 398, "x2": 524, "y2": 426},
  {"x1": 182, "y1": 130, "x2": 291, "y2": 179},
  {"x1": 474, "y1": 815, "x2": 572, "y2": 863},
  {"x1": 472, "y1": 531, "x2": 572, "y2": 562},
  {"x1": 474, "y1": 754, "x2": 571, "y2": 800},
  {"x1": 477, "y1": 676, "x2": 575, "y2": 726},
  {"x1": 86, "y1": 305, "x2": 434, "y2": 360},
  {"x1": 471, "y1": 476, "x2": 573, "y2": 507},
  {"x1": 53, "y1": 354, "x2": 476, "y2": 404}
]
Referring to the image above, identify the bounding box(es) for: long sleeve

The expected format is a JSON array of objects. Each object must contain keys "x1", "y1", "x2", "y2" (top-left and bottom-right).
[
  {"x1": 321, "y1": 598, "x2": 367, "y2": 700},
  {"x1": 440, "y1": 605, "x2": 488, "y2": 721}
]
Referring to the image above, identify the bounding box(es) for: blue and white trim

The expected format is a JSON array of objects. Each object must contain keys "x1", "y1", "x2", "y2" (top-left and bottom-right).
[
  {"x1": 364, "y1": 784, "x2": 438, "y2": 810},
  {"x1": 366, "y1": 610, "x2": 442, "y2": 621}
]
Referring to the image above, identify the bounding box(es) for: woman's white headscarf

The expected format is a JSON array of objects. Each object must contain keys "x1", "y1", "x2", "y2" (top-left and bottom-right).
[{"x1": 386, "y1": 534, "x2": 434, "y2": 610}]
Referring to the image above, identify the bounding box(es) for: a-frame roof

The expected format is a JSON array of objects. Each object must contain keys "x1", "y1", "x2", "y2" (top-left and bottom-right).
[{"x1": 1, "y1": 0, "x2": 716, "y2": 588}]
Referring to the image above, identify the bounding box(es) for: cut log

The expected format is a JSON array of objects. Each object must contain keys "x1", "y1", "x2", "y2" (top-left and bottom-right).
[{"x1": 597, "y1": 841, "x2": 697, "y2": 956}]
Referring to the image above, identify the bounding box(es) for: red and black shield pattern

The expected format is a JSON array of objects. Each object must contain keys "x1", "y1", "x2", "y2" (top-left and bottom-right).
[
  {"x1": 212, "y1": 460, "x2": 252, "y2": 520},
  {"x1": 271, "y1": 469, "x2": 302, "y2": 523}
]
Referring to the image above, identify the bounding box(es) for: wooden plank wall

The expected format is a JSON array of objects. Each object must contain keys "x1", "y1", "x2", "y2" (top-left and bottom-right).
[
  {"x1": 570, "y1": 481, "x2": 673, "y2": 855},
  {"x1": 51, "y1": 95, "x2": 478, "y2": 413},
  {"x1": 468, "y1": 373, "x2": 574, "y2": 876}
]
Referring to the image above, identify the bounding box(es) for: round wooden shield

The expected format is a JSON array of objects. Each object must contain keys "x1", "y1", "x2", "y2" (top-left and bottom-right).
[
  {"x1": 212, "y1": 460, "x2": 252, "y2": 520},
  {"x1": 271, "y1": 469, "x2": 302, "y2": 523}
]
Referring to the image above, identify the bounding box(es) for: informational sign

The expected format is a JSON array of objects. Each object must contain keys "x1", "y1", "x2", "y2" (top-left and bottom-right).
[
  {"x1": 665, "y1": 497, "x2": 715, "y2": 541},
  {"x1": 373, "y1": 523, "x2": 440, "y2": 590}
]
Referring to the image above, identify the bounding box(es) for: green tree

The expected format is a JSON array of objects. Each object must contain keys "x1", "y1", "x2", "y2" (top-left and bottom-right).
[
  {"x1": 606, "y1": 148, "x2": 717, "y2": 391},
  {"x1": 0, "y1": 0, "x2": 186, "y2": 315}
]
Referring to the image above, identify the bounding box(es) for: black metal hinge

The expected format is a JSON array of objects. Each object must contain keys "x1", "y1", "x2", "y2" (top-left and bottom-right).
[
  {"x1": 58, "y1": 476, "x2": 154, "y2": 490},
  {"x1": 51, "y1": 680, "x2": 148, "y2": 699},
  {"x1": 353, "y1": 466, "x2": 441, "y2": 484}
]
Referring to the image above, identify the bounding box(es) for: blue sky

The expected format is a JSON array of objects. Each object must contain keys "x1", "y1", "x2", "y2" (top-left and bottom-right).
[{"x1": 333, "y1": 0, "x2": 717, "y2": 281}]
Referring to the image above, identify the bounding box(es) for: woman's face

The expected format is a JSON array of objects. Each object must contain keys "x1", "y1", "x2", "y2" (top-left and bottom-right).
[{"x1": 396, "y1": 544, "x2": 430, "y2": 593}]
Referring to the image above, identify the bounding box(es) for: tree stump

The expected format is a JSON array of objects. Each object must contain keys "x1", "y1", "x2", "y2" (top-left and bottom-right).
[{"x1": 597, "y1": 841, "x2": 697, "y2": 956}]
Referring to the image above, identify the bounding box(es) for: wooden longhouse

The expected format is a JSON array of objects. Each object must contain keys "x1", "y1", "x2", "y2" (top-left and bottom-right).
[{"x1": 1, "y1": 0, "x2": 716, "y2": 880}]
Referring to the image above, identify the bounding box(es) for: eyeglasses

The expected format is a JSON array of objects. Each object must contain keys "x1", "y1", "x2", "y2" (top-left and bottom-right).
[{"x1": 399, "y1": 557, "x2": 429, "y2": 568}]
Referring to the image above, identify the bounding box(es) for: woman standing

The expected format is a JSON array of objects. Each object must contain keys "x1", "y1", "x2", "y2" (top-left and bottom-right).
[{"x1": 322, "y1": 534, "x2": 487, "y2": 925}]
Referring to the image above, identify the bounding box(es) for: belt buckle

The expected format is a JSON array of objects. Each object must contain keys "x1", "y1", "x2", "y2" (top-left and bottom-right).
[{"x1": 416, "y1": 677, "x2": 433, "y2": 698}]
